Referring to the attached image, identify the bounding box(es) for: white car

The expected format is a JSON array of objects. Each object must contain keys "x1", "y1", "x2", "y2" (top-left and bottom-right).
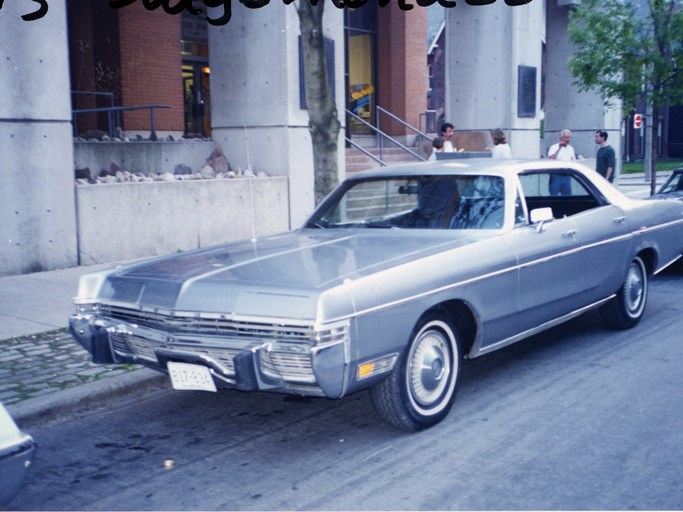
[{"x1": 0, "y1": 402, "x2": 36, "y2": 506}]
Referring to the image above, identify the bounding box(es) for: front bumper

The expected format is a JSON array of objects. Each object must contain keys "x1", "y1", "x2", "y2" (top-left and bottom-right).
[
  {"x1": 69, "y1": 309, "x2": 351, "y2": 399},
  {"x1": 0, "y1": 435, "x2": 36, "y2": 506},
  {"x1": 0, "y1": 404, "x2": 37, "y2": 507}
]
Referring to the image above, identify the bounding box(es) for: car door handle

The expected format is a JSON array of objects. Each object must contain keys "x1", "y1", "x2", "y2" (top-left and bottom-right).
[
  {"x1": 613, "y1": 217, "x2": 626, "y2": 224},
  {"x1": 562, "y1": 230, "x2": 577, "y2": 239}
]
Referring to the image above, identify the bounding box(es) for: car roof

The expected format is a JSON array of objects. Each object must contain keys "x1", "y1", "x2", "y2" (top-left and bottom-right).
[{"x1": 345, "y1": 158, "x2": 591, "y2": 181}]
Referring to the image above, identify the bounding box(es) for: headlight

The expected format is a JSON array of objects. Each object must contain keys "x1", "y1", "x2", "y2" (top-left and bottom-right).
[{"x1": 74, "y1": 303, "x2": 99, "y2": 316}]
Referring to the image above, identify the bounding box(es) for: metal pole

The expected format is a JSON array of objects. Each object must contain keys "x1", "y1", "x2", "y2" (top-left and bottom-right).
[
  {"x1": 149, "y1": 108, "x2": 158, "y2": 141},
  {"x1": 644, "y1": 101, "x2": 653, "y2": 183}
]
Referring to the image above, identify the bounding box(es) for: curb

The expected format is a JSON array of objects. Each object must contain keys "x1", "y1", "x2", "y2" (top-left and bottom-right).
[{"x1": 7, "y1": 369, "x2": 169, "y2": 428}]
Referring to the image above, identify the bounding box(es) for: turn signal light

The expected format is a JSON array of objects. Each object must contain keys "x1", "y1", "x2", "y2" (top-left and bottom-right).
[{"x1": 356, "y1": 354, "x2": 398, "y2": 380}]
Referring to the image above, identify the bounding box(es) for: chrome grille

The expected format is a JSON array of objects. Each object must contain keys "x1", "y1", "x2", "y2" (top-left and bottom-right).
[
  {"x1": 260, "y1": 351, "x2": 315, "y2": 383},
  {"x1": 110, "y1": 330, "x2": 239, "y2": 375},
  {"x1": 99, "y1": 304, "x2": 314, "y2": 341},
  {"x1": 101, "y1": 304, "x2": 349, "y2": 385}
]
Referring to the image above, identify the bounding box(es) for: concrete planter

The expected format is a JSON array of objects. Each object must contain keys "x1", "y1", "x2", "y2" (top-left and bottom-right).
[
  {"x1": 74, "y1": 140, "x2": 217, "y2": 176},
  {"x1": 75, "y1": 177, "x2": 290, "y2": 265}
]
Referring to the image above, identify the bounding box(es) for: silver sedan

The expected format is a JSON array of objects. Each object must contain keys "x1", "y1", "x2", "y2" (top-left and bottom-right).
[{"x1": 70, "y1": 159, "x2": 683, "y2": 431}]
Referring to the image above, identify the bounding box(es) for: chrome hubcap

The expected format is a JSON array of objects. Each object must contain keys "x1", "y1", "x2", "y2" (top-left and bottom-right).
[
  {"x1": 625, "y1": 262, "x2": 644, "y2": 314},
  {"x1": 409, "y1": 330, "x2": 451, "y2": 407}
]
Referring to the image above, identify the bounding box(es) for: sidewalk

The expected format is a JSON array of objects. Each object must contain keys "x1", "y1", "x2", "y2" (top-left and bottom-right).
[
  {"x1": 616, "y1": 170, "x2": 670, "y2": 199},
  {"x1": 0, "y1": 261, "x2": 165, "y2": 426},
  {"x1": 0, "y1": 172, "x2": 668, "y2": 426}
]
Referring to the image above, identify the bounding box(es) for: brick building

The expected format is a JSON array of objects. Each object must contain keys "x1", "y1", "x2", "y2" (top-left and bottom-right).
[{"x1": 66, "y1": 1, "x2": 428, "y2": 144}]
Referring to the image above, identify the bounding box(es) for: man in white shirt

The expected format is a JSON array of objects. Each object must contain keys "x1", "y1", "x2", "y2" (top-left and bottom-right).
[
  {"x1": 547, "y1": 129, "x2": 576, "y2": 195},
  {"x1": 440, "y1": 122, "x2": 457, "y2": 152}
]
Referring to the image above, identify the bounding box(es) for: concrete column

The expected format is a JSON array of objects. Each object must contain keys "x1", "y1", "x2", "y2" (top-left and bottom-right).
[
  {"x1": 208, "y1": 3, "x2": 345, "y2": 228},
  {"x1": 0, "y1": 0, "x2": 77, "y2": 276},
  {"x1": 544, "y1": 1, "x2": 622, "y2": 162},
  {"x1": 445, "y1": 2, "x2": 545, "y2": 158}
]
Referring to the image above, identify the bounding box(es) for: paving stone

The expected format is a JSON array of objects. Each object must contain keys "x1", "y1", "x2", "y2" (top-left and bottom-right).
[
  {"x1": 0, "y1": 394, "x2": 21, "y2": 405},
  {"x1": 1, "y1": 353, "x2": 24, "y2": 362},
  {"x1": 0, "y1": 328, "x2": 139, "y2": 406},
  {"x1": 76, "y1": 367, "x2": 109, "y2": 378}
]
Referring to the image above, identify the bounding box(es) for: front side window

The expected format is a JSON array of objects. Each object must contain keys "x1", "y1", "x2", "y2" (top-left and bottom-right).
[{"x1": 310, "y1": 175, "x2": 505, "y2": 230}]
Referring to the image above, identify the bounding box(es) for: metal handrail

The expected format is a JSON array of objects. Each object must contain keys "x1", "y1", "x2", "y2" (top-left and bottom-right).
[
  {"x1": 376, "y1": 105, "x2": 433, "y2": 156},
  {"x1": 419, "y1": 110, "x2": 437, "y2": 134},
  {"x1": 72, "y1": 104, "x2": 171, "y2": 140},
  {"x1": 346, "y1": 109, "x2": 425, "y2": 164},
  {"x1": 72, "y1": 91, "x2": 119, "y2": 136},
  {"x1": 345, "y1": 136, "x2": 386, "y2": 167}
]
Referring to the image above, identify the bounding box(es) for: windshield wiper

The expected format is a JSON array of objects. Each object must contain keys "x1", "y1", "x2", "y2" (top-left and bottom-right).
[
  {"x1": 305, "y1": 221, "x2": 327, "y2": 229},
  {"x1": 365, "y1": 219, "x2": 398, "y2": 229}
]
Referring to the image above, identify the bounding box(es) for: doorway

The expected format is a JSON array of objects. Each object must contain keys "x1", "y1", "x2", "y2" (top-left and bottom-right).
[
  {"x1": 181, "y1": 10, "x2": 211, "y2": 137},
  {"x1": 345, "y1": 7, "x2": 378, "y2": 137}
]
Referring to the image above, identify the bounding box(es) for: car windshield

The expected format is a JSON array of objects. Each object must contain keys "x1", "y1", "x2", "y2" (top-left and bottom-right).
[
  {"x1": 309, "y1": 175, "x2": 505, "y2": 230},
  {"x1": 659, "y1": 172, "x2": 683, "y2": 194}
]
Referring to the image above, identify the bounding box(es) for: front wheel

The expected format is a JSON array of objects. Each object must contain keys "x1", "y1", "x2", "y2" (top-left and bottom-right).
[
  {"x1": 600, "y1": 256, "x2": 649, "y2": 329},
  {"x1": 370, "y1": 313, "x2": 462, "y2": 432}
]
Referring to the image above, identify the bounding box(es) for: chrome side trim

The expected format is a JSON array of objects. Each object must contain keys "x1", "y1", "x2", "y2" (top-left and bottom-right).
[
  {"x1": 579, "y1": 232, "x2": 633, "y2": 252},
  {"x1": 654, "y1": 253, "x2": 682, "y2": 275},
  {"x1": 472, "y1": 295, "x2": 615, "y2": 357},
  {"x1": 633, "y1": 217, "x2": 683, "y2": 236},
  {"x1": 342, "y1": 264, "x2": 518, "y2": 322}
]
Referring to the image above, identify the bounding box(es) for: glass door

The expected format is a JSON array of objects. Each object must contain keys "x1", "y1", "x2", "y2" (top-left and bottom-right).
[{"x1": 346, "y1": 8, "x2": 377, "y2": 137}]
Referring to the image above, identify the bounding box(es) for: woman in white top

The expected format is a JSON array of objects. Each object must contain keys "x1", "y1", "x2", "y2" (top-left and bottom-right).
[{"x1": 490, "y1": 128, "x2": 512, "y2": 159}]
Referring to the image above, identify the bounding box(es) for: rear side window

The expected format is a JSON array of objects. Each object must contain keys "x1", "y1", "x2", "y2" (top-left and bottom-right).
[{"x1": 517, "y1": 170, "x2": 604, "y2": 220}]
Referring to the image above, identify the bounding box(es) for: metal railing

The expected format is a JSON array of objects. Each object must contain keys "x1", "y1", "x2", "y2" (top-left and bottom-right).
[
  {"x1": 72, "y1": 99, "x2": 171, "y2": 141},
  {"x1": 345, "y1": 136, "x2": 386, "y2": 166},
  {"x1": 345, "y1": 108, "x2": 427, "y2": 166},
  {"x1": 376, "y1": 106, "x2": 433, "y2": 158},
  {"x1": 72, "y1": 91, "x2": 119, "y2": 136},
  {"x1": 419, "y1": 110, "x2": 437, "y2": 134}
]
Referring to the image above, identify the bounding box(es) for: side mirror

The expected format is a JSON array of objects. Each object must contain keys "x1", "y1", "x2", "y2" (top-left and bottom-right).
[{"x1": 530, "y1": 207, "x2": 554, "y2": 232}]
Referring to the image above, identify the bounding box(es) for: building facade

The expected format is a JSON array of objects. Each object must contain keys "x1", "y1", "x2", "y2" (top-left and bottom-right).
[{"x1": 3, "y1": 0, "x2": 662, "y2": 276}]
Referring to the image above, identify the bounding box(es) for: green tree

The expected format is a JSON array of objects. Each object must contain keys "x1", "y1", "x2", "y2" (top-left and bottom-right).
[
  {"x1": 568, "y1": 0, "x2": 683, "y2": 194},
  {"x1": 296, "y1": 0, "x2": 342, "y2": 205}
]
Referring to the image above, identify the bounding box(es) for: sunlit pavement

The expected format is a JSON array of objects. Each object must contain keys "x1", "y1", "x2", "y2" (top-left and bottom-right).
[{"x1": 618, "y1": 171, "x2": 670, "y2": 199}]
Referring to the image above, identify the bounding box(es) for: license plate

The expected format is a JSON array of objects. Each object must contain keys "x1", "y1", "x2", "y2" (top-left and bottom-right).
[{"x1": 167, "y1": 362, "x2": 217, "y2": 392}]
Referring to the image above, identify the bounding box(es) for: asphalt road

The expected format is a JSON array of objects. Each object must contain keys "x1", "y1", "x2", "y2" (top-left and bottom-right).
[{"x1": 8, "y1": 261, "x2": 683, "y2": 511}]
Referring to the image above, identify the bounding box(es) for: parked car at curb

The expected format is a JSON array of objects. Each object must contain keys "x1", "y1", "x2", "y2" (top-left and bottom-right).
[
  {"x1": 69, "y1": 159, "x2": 683, "y2": 431},
  {"x1": 652, "y1": 168, "x2": 683, "y2": 200},
  {"x1": 0, "y1": 402, "x2": 36, "y2": 506}
]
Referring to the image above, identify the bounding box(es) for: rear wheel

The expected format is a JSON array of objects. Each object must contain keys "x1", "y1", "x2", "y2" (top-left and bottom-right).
[
  {"x1": 600, "y1": 256, "x2": 648, "y2": 329},
  {"x1": 370, "y1": 312, "x2": 462, "y2": 432}
]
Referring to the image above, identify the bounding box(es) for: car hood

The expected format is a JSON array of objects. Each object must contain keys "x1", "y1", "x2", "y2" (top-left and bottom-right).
[{"x1": 87, "y1": 229, "x2": 492, "y2": 321}]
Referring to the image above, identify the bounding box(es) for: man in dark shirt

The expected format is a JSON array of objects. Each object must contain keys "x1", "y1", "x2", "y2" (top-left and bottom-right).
[{"x1": 595, "y1": 130, "x2": 616, "y2": 182}]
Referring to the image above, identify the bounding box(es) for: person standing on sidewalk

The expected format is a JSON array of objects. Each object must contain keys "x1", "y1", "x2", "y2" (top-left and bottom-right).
[
  {"x1": 490, "y1": 128, "x2": 512, "y2": 159},
  {"x1": 547, "y1": 129, "x2": 576, "y2": 195},
  {"x1": 595, "y1": 129, "x2": 616, "y2": 183}
]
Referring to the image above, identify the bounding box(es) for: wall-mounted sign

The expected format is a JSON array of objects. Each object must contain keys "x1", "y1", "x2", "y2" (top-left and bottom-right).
[
  {"x1": 633, "y1": 113, "x2": 643, "y2": 129},
  {"x1": 517, "y1": 65, "x2": 537, "y2": 118}
]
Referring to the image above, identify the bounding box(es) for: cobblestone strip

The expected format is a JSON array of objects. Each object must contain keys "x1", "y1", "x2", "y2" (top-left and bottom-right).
[{"x1": 0, "y1": 328, "x2": 138, "y2": 406}]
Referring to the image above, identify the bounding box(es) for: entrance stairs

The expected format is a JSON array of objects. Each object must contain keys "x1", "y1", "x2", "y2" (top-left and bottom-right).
[
  {"x1": 343, "y1": 106, "x2": 436, "y2": 174},
  {"x1": 345, "y1": 145, "x2": 427, "y2": 174}
]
